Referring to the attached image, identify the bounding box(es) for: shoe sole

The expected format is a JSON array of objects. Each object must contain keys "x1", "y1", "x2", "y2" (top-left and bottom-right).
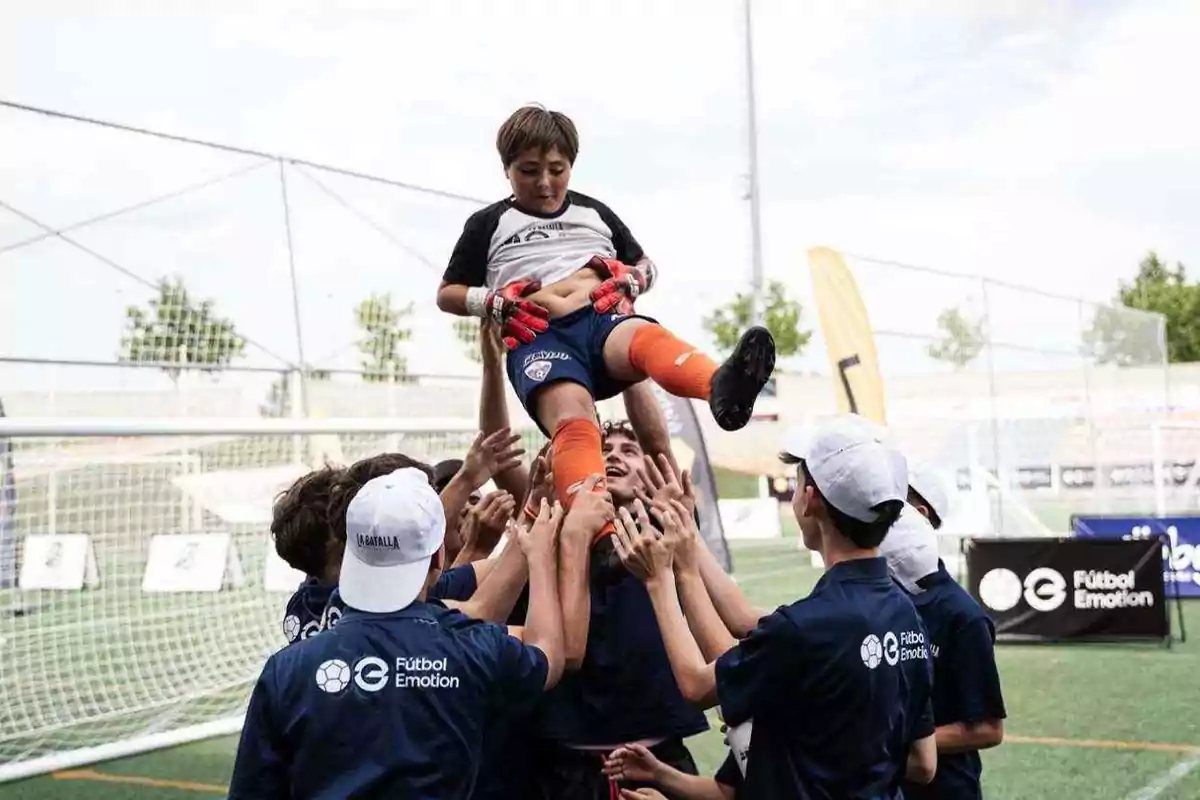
[{"x1": 710, "y1": 326, "x2": 776, "y2": 431}]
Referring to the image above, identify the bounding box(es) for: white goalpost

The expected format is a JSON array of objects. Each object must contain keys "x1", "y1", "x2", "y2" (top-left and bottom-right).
[
  {"x1": 1150, "y1": 419, "x2": 1200, "y2": 517},
  {"x1": 0, "y1": 415, "x2": 509, "y2": 783}
]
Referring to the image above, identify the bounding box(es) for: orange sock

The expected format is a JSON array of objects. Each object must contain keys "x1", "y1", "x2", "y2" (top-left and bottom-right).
[
  {"x1": 627, "y1": 324, "x2": 719, "y2": 400},
  {"x1": 550, "y1": 417, "x2": 615, "y2": 542}
]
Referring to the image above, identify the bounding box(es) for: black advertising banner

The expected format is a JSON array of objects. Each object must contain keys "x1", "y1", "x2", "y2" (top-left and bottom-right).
[
  {"x1": 966, "y1": 537, "x2": 1168, "y2": 642},
  {"x1": 648, "y1": 386, "x2": 732, "y2": 572}
]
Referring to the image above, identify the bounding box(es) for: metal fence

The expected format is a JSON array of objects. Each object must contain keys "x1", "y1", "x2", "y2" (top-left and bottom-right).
[
  {"x1": 835, "y1": 253, "x2": 1172, "y2": 534},
  {"x1": 1, "y1": 100, "x2": 1181, "y2": 535}
]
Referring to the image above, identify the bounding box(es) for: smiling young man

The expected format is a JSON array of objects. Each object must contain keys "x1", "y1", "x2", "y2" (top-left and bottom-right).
[
  {"x1": 538, "y1": 420, "x2": 710, "y2": 800},
  {"x1": 436, "y1": 104, "x2": 775, "y2": 581}
]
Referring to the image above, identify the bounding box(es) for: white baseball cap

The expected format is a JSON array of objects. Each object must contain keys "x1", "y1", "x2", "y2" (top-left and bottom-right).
[
  {"x1": 339, "y1": 467, "x2": 446, "y2": 613},
  {"x1": 878, "y1": 504, "x2": 940, "y2": 592},
  {"x1": 779, "y1": 415, "x2": 908, "y2": 523},
  {"x1": 907, "y1": 463, "x2": 950, "y2": 526}
]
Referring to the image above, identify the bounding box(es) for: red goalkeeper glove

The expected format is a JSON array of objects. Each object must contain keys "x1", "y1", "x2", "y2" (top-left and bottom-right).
[
  {"x1": 588, "y1": 257, "x2": 656, "y2": 314},
  {"x1": 485, "y1": 280, "x2": 550, "y2": 350}
]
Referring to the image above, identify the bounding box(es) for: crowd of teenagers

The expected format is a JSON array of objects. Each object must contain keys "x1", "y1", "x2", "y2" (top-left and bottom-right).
[{"x1": 228, "y1": 104, "x2": 1006, "y2": 799}]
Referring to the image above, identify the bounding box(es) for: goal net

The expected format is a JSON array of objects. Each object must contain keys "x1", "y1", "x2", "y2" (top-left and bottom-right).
[
  {"x1": 0, "y1": 416, "x2": 519, "y2": 782},
  {"x1": 1150, "y1": 419, "x2": 1200, "y2": 517}
]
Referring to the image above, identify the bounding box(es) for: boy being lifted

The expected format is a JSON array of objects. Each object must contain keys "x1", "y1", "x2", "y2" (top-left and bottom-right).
[{"x1": 437, "y1": 105, "x2": 774, "y2": 567}]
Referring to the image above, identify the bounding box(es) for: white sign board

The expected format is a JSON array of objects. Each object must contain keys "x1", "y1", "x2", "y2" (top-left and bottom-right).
[
  {"x1": 718, "y1": 499, "x2": 783, "y2": 540},
  {"x1": 264, "y1": 545, "x2": 307, "y2": 593},
  {"x1": 142, "y1": 533, "x2": 245, "y2": 593},
  {"x1": 19, "y1": 534, "x2": 99, "y2": 590}
]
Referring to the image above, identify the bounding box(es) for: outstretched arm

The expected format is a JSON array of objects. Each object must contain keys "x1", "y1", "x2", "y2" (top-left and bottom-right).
[
  {"x1": 478, "y1": 319, "x2": 530, "y2": 502},
  {"x1": 621, "y1": 381, "x2": 678, "y2": 477}
]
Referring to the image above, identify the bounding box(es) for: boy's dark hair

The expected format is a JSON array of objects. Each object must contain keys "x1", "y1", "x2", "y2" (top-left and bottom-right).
[
  {"x1": 906, "y1": 487, "x2": 943, "y2": 530},
  {"x1": 800, "y1": 461, "x2": 903, "y2": 549},
  {"x1": 327, "y1": 453, "x2": 435, "y2": 543},
  {"x1": 271, "y1": 465, "x2": 342, "y2": 577},
  {"x1": 432, "y1": 459, "x2": 463, "y2": 493},
  {"x1": 497, "y1": 105, "x2": 580, "y2": 168}
]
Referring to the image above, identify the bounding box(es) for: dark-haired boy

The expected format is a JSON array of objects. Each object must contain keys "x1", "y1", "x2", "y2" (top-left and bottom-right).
[
  {"x1": 436, "y1": 104, "x2": 775, "y2": 581},
  {"x1": 271, "y1": 465, "x2": 344, "y2": 643}
]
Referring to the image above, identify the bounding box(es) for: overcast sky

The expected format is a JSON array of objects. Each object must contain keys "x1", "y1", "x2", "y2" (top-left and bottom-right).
[{"x1": 2, "y1": 0, "x2": 1198, "y2": 389}]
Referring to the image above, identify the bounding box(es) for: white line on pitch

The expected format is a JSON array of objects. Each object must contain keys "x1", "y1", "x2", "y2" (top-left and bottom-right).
[{"x1": 1124, "y1": 752, "x2": 1200, "y2": 800}]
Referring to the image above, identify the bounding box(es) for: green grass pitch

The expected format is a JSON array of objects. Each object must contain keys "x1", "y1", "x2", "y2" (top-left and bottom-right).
[{"x1": 4, "y1": 536, "x2": 1198, "y2": 800}]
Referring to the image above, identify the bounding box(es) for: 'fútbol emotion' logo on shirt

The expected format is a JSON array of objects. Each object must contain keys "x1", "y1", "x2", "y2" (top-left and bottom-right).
[
  {"x1": 979, "y1": 567, "x2": 1067, "y2": 612},
  {"x1": 313, "y1": 655, "x2": 461, "y2": 695},
  {"x1": 861, "y1": 630, "x2": 928, "y2": 670}
]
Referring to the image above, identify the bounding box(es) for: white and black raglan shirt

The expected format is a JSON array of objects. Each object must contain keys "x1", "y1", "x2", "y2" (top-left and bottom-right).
[{"x1": 442, "y1": 191, "x2": 645, "y2": 290}]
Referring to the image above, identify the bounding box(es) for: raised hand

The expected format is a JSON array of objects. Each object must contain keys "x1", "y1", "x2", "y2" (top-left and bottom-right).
[
  {"x1": 562, "y1": 474, "x2": 614, "y2": 543},
  {"x1": 612, "y1": 502, "x2": 673, "y2": 582},
  {"x1": 654, "y1": 498, "x2": 700, "y2": 574},
  {"x1": 516, "y1": 498, "x2": 563, "y2": 560},
  {"x1": 462, "y1": 427, "x2": 525, "y2": 488},
  {"x1": 470, "y1": 491, "x2": 516, "y2": 554},
  {"x1": 636, "y1": 453, "x2": 696, "y2": 521},
  {"x1": 522, "y1": 452, "x2": 555, "y2": 520}
]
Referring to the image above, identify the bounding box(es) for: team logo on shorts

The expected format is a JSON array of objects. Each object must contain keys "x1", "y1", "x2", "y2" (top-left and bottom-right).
[{"x1": 524, "y1": 360, "x2": 553, "y2": 382}]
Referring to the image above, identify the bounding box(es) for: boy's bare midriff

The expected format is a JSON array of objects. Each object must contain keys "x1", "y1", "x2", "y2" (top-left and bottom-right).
[{"x1": 526, "y1": 266, "x2": 605, "y2": 319}]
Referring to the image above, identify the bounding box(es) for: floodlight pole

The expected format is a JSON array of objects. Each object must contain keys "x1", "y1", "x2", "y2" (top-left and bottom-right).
[{"x1": 743, "y1": 0, "x2": 766, "y2": 324}]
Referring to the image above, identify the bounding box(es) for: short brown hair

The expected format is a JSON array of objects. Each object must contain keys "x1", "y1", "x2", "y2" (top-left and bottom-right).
[
  {"x1": 271, "y1": 465, "x2": 342, "y2": 577},
  {"x1": 601, "y1": 419, "x2": 640, "y2": 447},
  {"x1": 496, "y1": 105, "x2": 579, "y2": 168},
  {"x1": 327, "y1": 452, "x2": 435, "y2": 543}
]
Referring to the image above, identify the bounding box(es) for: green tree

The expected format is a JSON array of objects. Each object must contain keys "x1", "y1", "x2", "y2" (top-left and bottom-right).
[
  {"x1": 927, "y1": 306, "x2": 986, "y2": 369},
  {"x1": 1083, "y1": 252, "x2": 1198, "y2": 365},
  {"x1": 453, "y1": 318, "x2": 482, "y2": 363},
  {"x1": 118, "y1": 276, "x2": 245, "y2": 382},
  {"x1": 702, "y1": 280, "x2": 811, "y2": 358},
  {"x1": 260, "y1": 368, "x2": 331, "y2": 418},
  {"x1": 356, "y1": 292, "x2": 412, "y2": 382}
]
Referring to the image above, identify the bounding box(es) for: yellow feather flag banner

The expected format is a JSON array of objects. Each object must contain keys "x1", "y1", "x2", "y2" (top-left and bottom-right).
[{"x1": 808, "y1": 247, "x2": 888, "y2": 425}]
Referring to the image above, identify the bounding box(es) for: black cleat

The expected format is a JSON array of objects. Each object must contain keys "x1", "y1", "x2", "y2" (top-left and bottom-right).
[{"x1": 708, "y1": 326, "x2": 776, "y2": 431}]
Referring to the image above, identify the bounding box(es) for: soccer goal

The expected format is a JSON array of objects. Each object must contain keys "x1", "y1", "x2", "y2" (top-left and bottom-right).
[
  {"x1": 0, "y1": 416, "x2": 520, "y2": 783},
  {"x1": 1150, "y1": 419, "x2": 1200, "y2": 517}
]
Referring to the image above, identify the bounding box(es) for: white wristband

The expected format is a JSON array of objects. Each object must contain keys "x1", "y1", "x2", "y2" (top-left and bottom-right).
[
  {"x1": 640, "y1": 260, "x2": 658, "y2": 293},
  {"x1": 465, "y1": 287, "x2": 489, "y2": 318}
]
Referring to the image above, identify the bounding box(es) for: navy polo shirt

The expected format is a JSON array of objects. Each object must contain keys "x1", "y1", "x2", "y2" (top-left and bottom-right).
[
  {"x1": 282, "y1": 578, "x2": 336, "y2": 644},
  {"x1": 310, "y1": 565, "x2": 479, "y2": 641},
  {"x1": 715, "y1": 557, "x2": 935, "y2": 800},
  {"x1": 903, "y1": 562, "x2": 1007, "y2": 800},
  {"x1": 432, "y1": 564, "x2": 480, "y2": 602},
  {"x1": 228, "y1": 602, "x2": 548, "y2": 800},
  {"x1": 537, "y1": 569, "x2": 709, "y2": 745}
]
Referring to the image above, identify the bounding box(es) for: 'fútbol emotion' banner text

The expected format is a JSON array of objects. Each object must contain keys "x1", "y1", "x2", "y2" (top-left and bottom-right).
[{"x1": 967, "y1": 537, "x2": 1168, "y2": 642}]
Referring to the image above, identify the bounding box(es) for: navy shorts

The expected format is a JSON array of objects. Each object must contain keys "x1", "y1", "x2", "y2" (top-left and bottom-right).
[{"x1": 506, "y1": 306, "x2": 656, "y2": 435}]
